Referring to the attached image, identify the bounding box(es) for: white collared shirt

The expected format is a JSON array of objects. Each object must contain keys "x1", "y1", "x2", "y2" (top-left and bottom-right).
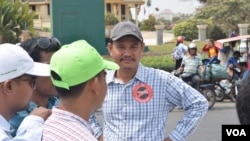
[{"x1": 0, "y1": 114, "x2": 44, "y2": 141}]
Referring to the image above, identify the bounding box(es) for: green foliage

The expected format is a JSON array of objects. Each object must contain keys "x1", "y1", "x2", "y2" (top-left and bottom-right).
[
  {"x1": 105, "y1": 13, "x2": 119, "y2": 25},
  {"x1": 157, "y1": 18, "x2": 172, "y2": 30},
  {"x1": 33, "y1": 14, "x2": 39, "y2": 19},
  {"x1": 42, "y1": 27, "x2": 50, "y2": 32},
  {"x1": 172, "y1": 18, "x2": 226, "y2": 41},
  {"x1": 141, "y1": 55, "x2": 175, "y2": 72},
  {"x1": 104, "y1": 40, "x2": 208, "y2": 72},
  {"x1": 140, "y1": 15, "x2": 157, "y2": 31},
  {"x1": 172, "y1": 17, "x2": 181, "y2": 23},
  {"x1": 172, "y1": 19, "x2": 205, "y2": 41},
  {"x1": 0, "y1": 0, "x2": 35, "y2": 43},
  {"x1": 195, "y1": 0, "x2": 250, "y2": 34},
  {"x1": 207, "y1": 25, "x2": 227, "y2": 40},
  {"x1": 140, "y1": 40, "x2": 207, "y2": 71}
]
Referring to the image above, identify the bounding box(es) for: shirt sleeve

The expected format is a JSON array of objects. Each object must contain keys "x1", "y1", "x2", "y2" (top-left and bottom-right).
[
  {"x1": 166, "y1": 75, "x2": 208, "y2": 141},
  {"x1": 202, "y1": 45, "x2": 209, "y2": 51},
  {"x1": 89, "y1": 112, "x2": 103, "y2": 139},
  {"x1": 0, "y1": 115, "x2": 44, "y2": 141}
]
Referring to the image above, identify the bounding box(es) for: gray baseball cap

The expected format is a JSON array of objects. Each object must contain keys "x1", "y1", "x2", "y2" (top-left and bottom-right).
[{"x1": 110, "y1": 21, "x2": 143, "y2": 42}]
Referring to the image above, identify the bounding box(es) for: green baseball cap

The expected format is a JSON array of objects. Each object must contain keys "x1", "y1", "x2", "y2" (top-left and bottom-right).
[{"x1": 50, "y1": 40, "x2": 119, "y2": 89}]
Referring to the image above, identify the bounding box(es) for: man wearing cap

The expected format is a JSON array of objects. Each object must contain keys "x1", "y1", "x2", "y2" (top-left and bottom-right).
[
  {"x1": 42, "y1": 40, "x2": 119, "y2": 141},
  {"x1": 104, "y1": 21, "x2": 208, "y2": 141},
  {"x1": 0, "y1": 43, "x2": 52, "y2": 140}
]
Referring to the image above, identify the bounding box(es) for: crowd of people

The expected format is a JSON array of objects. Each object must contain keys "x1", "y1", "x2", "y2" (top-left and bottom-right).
[{"x1": 0, "y1": 20, "x2": 249, "y2": 141}]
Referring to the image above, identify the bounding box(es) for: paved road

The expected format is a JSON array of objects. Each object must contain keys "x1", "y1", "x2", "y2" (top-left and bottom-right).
[
  {"x1": 95, "y1": 100, "x2": 238, "y2": 141},
  {"x1": 166, "y1": 100, "x2": 238, "y2": 141}
]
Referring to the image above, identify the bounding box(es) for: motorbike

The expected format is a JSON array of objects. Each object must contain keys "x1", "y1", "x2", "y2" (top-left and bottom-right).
[
  {"x1": 214, "y1": 68, "x2": 241, "y2": 102},
  {"x1": 171, "y1": 70, "x2": 216, "y2": 110},
  {"x1": 202, "y1": 57, "x2": 240, "y2": 102}
]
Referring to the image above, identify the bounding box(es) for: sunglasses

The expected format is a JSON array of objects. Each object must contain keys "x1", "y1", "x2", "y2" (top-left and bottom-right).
[
  {"x1": 13, "y1": 77, "x2": 36, "y2": 89},
  {"x1": 29, "y1": 37, "x2": 61, "y2": 53}
]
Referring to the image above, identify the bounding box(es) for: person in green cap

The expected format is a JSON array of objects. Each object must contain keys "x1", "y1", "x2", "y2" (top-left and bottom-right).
[{"x1": 42, "y1": 40, "x2": 119, "y2": 141}]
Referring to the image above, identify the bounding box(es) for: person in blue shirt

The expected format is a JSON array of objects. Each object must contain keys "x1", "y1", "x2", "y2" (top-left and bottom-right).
[
  {"x1": 9, "y1": 37, "x2": 61, "y2": 136},
  {"x1": 226, "y1": 51, "x2": 242, "y2": 78},
  {"x1": 173, "y1": 36, "x2": 188, "y2": 69},
  {"x1": 103, "y1": 21, "x2": 208, "y2": 141}
]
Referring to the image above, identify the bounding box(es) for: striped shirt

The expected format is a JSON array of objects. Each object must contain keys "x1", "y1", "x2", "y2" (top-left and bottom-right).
[
  {"x1": 42, "y1": 107, "x2": 97, "y2": 141},
  {"x1": 103, "y1": 63, "x2": 208, "y2": 141},
  {"x1": 182, "y1": 54, "x2": 203, "y2": 73}
]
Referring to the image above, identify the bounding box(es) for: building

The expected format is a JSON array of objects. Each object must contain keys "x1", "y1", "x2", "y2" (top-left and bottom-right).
[
  {"x1": 23, "y1": 0, "x2": 145, "y2": 30},
  {"x1": 153, "y1": 9, "x2": 181, "y2": 21}
]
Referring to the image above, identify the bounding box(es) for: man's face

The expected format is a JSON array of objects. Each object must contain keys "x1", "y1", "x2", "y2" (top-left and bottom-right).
[
  {"x1": 34, "y1": 51, "x2": 57, "y2": 97},
  {"x1": 107, "y1": 35, "x2": 144, "y2": 72},
  {"x1": 11, "y1": 75, "x2": 36, "y2": 111},
  {"x1": 189, "y1": 48, "x2": 197, "y2": 55}
]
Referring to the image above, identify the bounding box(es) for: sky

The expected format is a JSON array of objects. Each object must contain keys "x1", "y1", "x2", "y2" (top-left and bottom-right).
[{"x1": 131, "y1": 0, "x2": 203, "y2": 21}]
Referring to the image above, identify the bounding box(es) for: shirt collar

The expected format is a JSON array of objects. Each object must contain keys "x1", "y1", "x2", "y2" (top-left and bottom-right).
[
  {"x1": 106, "y1": 63, "x2": 149, "y2": 84},
  {"x1": 0, "y1": 114, "x2": 12, "y2": 132},
  {"x1": 27, "y1": 97, "x2": 60, "y2": 112}
]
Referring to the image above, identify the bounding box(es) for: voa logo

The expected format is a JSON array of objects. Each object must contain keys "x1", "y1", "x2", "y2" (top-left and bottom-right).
[{"x1": 226, "y1": 129, "x2": 246, "y2": 136}]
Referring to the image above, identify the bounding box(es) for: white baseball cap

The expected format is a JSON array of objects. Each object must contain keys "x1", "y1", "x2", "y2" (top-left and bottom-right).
[{"x1": 0, "y1": 43, "x2": 50, "y2": 83}]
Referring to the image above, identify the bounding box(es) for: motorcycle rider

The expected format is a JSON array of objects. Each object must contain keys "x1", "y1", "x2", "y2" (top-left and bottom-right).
[{"x1": 177, "y1": 42, "x2": 205, "y2": 90}]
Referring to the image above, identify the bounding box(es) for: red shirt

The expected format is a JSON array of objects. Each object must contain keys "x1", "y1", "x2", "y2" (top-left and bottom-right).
[{"x1": 202, "y1": 45, "x2": 219, "y2": 58}]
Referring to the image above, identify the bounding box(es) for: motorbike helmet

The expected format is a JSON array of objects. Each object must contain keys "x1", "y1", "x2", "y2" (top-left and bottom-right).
[
  {"x1": 177, "y1": 36, "x2": 184, "y2": 42},
  {"x1": 188, "y1": 42, "x2": 197, "y2": 55},
  {"x1": 188, "y1": 42, "x2": 197, "y2": 49}
]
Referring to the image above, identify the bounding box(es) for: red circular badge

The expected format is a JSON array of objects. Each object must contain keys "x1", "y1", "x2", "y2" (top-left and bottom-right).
[{"x1": 132, "y1": 83, "x2": 153, "y2": 103}]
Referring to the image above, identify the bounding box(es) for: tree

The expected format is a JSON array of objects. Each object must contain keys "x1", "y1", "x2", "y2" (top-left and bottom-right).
[
  {"x1": 0, "y1": 0, "x2": 35, "y2": 43},
  {"x1": 195, "y1": 0, "x2": 250, "y2": 34},
  {"x1": 105, "y1": 13, "x2": 119, "y2": 25},
  {"x1": 140, "y1": 15, "x2": 157, "y2": 31},
  {"x1": 172, "y1": 19, "x2": 202, "y2": 41}
]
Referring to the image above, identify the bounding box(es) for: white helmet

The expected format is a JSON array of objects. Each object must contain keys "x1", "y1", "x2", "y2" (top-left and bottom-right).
[{"x1": 188, "y1": 42, "x2": 197, "y2": 49}]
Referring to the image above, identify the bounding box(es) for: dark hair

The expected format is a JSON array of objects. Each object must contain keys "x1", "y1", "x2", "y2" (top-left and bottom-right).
[
  {"x1": 233, "y1": 51, "x2": 241, "y2": 57},
  {"x1": 20, "y1": 37, "x2": 61, "y2": 62},
  {"x1": 239, "y1": 62, "x2": 247, "y2": 67},
  {"x1": 175, "y1": 42, "x2": 181, "y2": 46},
  {"x1": 51, "y1": 70, "x2": 103, "y2": 99},
  {"x1": 236, "y1": 74, "x2": 250, "y2": 124},
  {"x1": 209, "y1": 39, "x2": 215, "y2": 45}
]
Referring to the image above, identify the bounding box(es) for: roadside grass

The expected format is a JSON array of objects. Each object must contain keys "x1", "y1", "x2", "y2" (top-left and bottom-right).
[
  {"x1": 103, "y1": 39, "x2": 207, "y2": 72},
  {"x1": 142, "y1": 40, "x2": 207, "y2": 71}
]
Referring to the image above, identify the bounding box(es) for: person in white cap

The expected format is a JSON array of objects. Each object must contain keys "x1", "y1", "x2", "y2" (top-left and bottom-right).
[
  {"x1": 0, "y1": 43, "x2": 52, "y2": 141},
  {"x1": 102, "y1": 21, "x2": 208, "y2": 141},
  {"x1": 9, "y1": 37, "x2": 62, "y2": 137}
]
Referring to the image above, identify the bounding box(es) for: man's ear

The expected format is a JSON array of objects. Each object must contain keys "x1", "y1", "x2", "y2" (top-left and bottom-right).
[
  {"x1": 2, "y1": 80, "x2": 13, "y2": 95},
  {"x1": 107, "y1": 43, "x2": 112, "y2": 56},
  {"x1": 88, "y1": 76, "x2": 100, "y2": 96}
]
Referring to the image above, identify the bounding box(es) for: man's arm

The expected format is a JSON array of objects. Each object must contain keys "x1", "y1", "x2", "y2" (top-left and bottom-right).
[
  {"x1": 13, "y1": 107, "x2": 51, "y2": 141},
  {"x1": 199, "y1": 65, "x2": 205, "y2": 75},
  {"x1": 166, "y1": 76, "x2": 208, "y2": 141}
]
